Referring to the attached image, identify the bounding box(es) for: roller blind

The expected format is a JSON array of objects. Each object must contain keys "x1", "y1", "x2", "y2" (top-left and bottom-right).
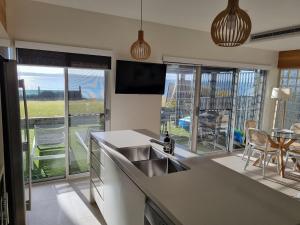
[{"x1": 16, "y1": 48, "x2": 111, "y2": 70}]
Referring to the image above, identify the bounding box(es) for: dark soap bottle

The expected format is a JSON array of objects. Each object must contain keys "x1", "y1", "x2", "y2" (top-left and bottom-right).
[
  {"x1": 163, "y1": 131, "x2": 170, "y2": 153},
  {"x1": 164, "y1": 131, "x2": 170, "y2": 143}
]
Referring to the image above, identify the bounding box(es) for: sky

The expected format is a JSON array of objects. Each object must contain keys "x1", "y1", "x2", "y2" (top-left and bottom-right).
[{"x1": 17, "y1": 65, "x2": 105, "y2": 99}]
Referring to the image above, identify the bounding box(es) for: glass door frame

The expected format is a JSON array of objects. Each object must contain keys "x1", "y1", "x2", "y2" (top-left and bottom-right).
[
  {"x1": 18, "y1": 64, "x2": 67, "y2": 183},
  {"x1": 17, "y1": 64, "x2": 110, "y2": 182},
  {"x1": 161, "y1": 65, "x2": 197, "y2": 150},
  {"x1": 19, "y1": 79, "x2": 32, "y2": 210},
  {"x1": 64, "y1": 67, "x2": 110, "y2": 179},
  {"x1": 233, "y1": 69, "x2": 267, "y2": 150},
  {"x1": 163, "y1": 64, "x2": 267, "y2": 154},
  {"x1": 190, "y1": 66, "x2": 201, "y2": 152},
  {"x1": 190, "y1": 67, "x2": 237, "y2": 153}
]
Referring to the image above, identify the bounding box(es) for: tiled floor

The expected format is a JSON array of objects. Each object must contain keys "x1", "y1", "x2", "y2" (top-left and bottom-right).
[
  {"x1": 212, "y1": 152, "x2": 300, "y2": 200},
  {"x1": 27, "y1": 178, "x2": 106, "y2": 225},
  {"x1": 27, "y1": 152, "x2": 300, "y2": 225}
]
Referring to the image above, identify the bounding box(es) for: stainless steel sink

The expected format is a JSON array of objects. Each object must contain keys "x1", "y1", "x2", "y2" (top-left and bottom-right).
[
  {"x1": 116, "y1": 145, "x2": 165, "y2": 162},
  {"x1": 132, "y1": 158, "x2": 189, "y2": 177}
]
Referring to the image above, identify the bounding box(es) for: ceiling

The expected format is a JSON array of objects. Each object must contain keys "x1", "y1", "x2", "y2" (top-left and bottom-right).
[{"x1": 34, "y1": 0, "x2": 300, "y2": 51}]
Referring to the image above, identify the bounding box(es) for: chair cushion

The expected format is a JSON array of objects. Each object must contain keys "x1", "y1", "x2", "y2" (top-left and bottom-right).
[
  {"x1": 289, "y1": 142, "x2": 300, "y2": 151},
  {"x1": 289, "y1": 149, "x2": 300, "y2": 155},
  {"x1": 267, "y1": 147, "x2": 279, "y2": 152},
  {"x1": 253, "y1": 146, "x2": 278, "y2": 152}
]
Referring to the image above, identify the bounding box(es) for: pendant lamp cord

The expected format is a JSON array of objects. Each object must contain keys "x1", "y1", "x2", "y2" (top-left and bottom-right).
[{"x1": 140, "y1": 0, "x2": 143, "y2": 30}]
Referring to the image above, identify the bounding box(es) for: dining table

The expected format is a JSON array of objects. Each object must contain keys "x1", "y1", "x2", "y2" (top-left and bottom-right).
[{"x1": 266, "y1": 129, "x2": 300, "y2": 178}]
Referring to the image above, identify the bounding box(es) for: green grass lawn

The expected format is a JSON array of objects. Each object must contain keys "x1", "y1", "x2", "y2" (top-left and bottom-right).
[
  {"x1": 21, "y1": 100, "x2": 104, "y2": 181},
  {"x1": 162, "y1": 121, "x2": 227, "y2": 154},
  {"x1": 69, "y1": 100, "x2": 104, "y2": 115},
  {"x1": 162, "y1": 121, "x2": 191, "y2": 149},
  {"x1": 20, "y1": 100, "x2": 64, "y2": 118},
  {"x1": 20, "y1": 100, "x2": 104, "y2": 118}
]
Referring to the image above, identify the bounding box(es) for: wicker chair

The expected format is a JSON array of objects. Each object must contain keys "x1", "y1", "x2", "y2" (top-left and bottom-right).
[
  {"x1": 244, "y1": 128, "x2": 280, "y2": 177},
  {"x1": 285, "y1": 123, "x2": 300, "y2": 171}
]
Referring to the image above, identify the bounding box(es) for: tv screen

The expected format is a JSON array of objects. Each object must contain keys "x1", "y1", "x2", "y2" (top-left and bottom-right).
[{"x1": 115, "y1": 60, "x2": 167, "y2": 94}]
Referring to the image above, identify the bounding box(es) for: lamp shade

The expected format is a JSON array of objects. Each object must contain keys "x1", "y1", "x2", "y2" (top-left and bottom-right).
[
  {"x1": 271, "y1": 88, "x2": 291, "y2": 100},
  {"x1": 130, "y1": 30, "x2": 151, "y2": 60},
  {"x1": 211, "y1": 0, "x2": 252, "y2": 47},
  {"x1": 130, "y1": 0, "x2": 151, "y2": 60}
]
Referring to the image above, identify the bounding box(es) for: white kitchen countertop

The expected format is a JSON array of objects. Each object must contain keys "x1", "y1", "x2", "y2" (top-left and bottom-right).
[{"x1": 91, "y1": 130, "x2": 300, "y2": 225}]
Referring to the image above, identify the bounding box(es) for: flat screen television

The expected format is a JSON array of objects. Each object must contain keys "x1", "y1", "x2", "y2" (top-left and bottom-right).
[{"x1": 115, "y1": 60, "x2": 167, "y2": 94}]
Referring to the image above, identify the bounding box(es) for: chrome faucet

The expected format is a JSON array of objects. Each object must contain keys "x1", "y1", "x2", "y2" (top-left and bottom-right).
[{"x1": 150, "y1": 132, "x2": 175, "y2": 155}]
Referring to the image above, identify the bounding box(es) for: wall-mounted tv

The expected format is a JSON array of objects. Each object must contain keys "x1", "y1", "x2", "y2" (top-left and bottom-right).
[{"x1": 115, "y1": 60, "x2": 167, "y2": 94}]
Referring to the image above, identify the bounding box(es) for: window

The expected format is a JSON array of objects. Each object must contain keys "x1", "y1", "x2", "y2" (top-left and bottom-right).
[
  {"x1": 197, "y1": 68, "x2": 234, "y2": 154},
  {"x1": 161, "y1": 65, "x2": 196, "y2": 150},
  {"x1": 160, "y1": 65, "x2": 267, "y2": 153},
  {"x1": 17, "y1": 46, "x2": 111, "y2": 181},
  {"x1": 68, "y1": 68, "x2": 106, "y2": 175},
  {"x1": 234, "y1": 70, "x2": 266, "y2": 149},
  {"x1": 278, "y1": 69, "x2": 300, "y2": 129},
  {"x1": 18, "y1": 65, "x2": 108, "y2": 181},
  {"x1": 18, "y1": 65, "x2": 66, "y2": 180}
]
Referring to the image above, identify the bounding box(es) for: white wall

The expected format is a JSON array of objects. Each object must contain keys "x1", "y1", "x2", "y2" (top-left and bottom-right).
[{"x1": 7, "y1": 0, "x2": 279, "y2": 134}]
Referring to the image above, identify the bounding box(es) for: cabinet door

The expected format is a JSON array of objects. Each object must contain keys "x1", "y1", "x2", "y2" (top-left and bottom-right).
[{"x1": 102, "y1": 150, "x2": 145, "y2": 225}]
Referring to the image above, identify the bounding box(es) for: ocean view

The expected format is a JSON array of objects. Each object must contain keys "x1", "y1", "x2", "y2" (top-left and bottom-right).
[{"x1": 18, "y1": 67, "x2": 105, "y2": 100}]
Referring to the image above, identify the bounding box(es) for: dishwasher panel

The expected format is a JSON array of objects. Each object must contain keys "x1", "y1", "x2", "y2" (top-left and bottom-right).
[{"x1": 144, "y1": 199, "x2": 175, "y2": 225}]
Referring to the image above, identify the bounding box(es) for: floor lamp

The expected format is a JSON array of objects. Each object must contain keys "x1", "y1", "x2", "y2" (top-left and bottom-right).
[{"x1": 271, "y1": 87, "x2": 291, "y2": 129}]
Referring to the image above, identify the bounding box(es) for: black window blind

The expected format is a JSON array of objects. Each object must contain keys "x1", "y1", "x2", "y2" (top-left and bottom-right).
[{"x1": 16, "y1": 48, "x2": 111, "y2": 70}]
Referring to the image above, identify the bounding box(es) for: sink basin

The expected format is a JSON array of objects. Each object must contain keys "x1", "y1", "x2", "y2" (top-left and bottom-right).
[
  {"x1": 132, "y1": 158, "x2": 189, "y2": 177},
  {"x1": 116, "y1": 145, "x2": 165, "y2": 162}
]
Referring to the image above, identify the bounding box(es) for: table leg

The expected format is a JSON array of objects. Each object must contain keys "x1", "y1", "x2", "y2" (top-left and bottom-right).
[
  {"x1": 279, "y1": 146, "x2": 285, "y2": 177},
  {"x1": 275, "y1": 137, "x2": 285, "y2": 177},
  {"x1": 267, "y1": 135, "x2": 299, "y2": 177}
]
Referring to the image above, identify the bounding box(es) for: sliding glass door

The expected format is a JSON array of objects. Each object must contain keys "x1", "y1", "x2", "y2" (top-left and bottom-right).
[
  {"x1": 67, "y1": 68, "x2": 106, "y2": 175},
  {"x1": 18, "y1": 65, "x2": 108, "y2": 181},
  {"x1": 197, "y1": 67, "x2": 235, "y2": 154},
  {"x1": 233, "y1": 70, "x2": 266, "y2": 149},
  {"x1": 18, "y1": 65, "x2": 66, "y2": 181},
  {"x1": 160, "y1": 65, "x2": 266, "y2": 154},
  {"x1": 161, "y1": 65, "x2": 196, "y2": 150}
]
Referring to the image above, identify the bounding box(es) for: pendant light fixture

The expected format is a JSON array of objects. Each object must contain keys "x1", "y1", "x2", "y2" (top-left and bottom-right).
[
  {"x1": 211, "y1": 0, "x2": 252, "y2": 47},
  {"x1": 130, "y1": 0, "x2": 151, "y2": 60}
]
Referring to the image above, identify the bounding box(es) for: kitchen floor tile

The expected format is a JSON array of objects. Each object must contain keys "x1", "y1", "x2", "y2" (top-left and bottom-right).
[{"x1": 27, "y1": 178, "x2": 106, "y2": 225}]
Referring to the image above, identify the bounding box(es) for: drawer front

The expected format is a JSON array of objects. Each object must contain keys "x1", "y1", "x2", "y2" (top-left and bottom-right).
[
  {"x1": 91, "y1": 168, "x2": 104, "y2": 199},
  {"x1": 91, "y1": 154, "x2": 105, "y2": 181},
  {"x1": 91, "y1": 182, "x2": 104, "y2": 213},
  {"x1": 91, "y1": 140, "x2": 105, "y2": 166}
]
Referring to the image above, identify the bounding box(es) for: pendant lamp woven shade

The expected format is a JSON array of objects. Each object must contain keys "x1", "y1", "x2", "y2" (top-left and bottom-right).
[
  {"x1": 211, "y1": 0, "x2": 251, "y2": 47},
  {"x1": 130, "y1": 0, "x2": 151, "y2": 60},
  {"x1": 130, "y1": 30, "x2": 151, "y2": 60}
]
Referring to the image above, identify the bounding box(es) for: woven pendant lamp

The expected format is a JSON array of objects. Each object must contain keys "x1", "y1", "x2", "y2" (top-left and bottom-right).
[
  {"x1": 130, "y1": 0, "x2": 151, "y2": 60},
  {"x1": 211, "y1": 0, "x2": 252, "y2": 47}
]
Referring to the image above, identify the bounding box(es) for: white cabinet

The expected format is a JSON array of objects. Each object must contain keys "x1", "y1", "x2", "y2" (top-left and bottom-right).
[
  {"x1": 90, "y1": 139, "x2": 146, "y2": 225},
  {"x1": 90, "y1": 141, "x2": 105, "y2": 213}
]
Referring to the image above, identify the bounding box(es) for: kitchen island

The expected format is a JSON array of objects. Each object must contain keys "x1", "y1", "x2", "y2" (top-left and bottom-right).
[{"x1": 90, "y1": 130, "x2": 300, "y2": 225}]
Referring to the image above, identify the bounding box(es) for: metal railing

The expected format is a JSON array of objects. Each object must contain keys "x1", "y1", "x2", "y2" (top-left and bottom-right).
[{"x1": 21, "y1": 113, "x2": 105, "y2": 129}]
